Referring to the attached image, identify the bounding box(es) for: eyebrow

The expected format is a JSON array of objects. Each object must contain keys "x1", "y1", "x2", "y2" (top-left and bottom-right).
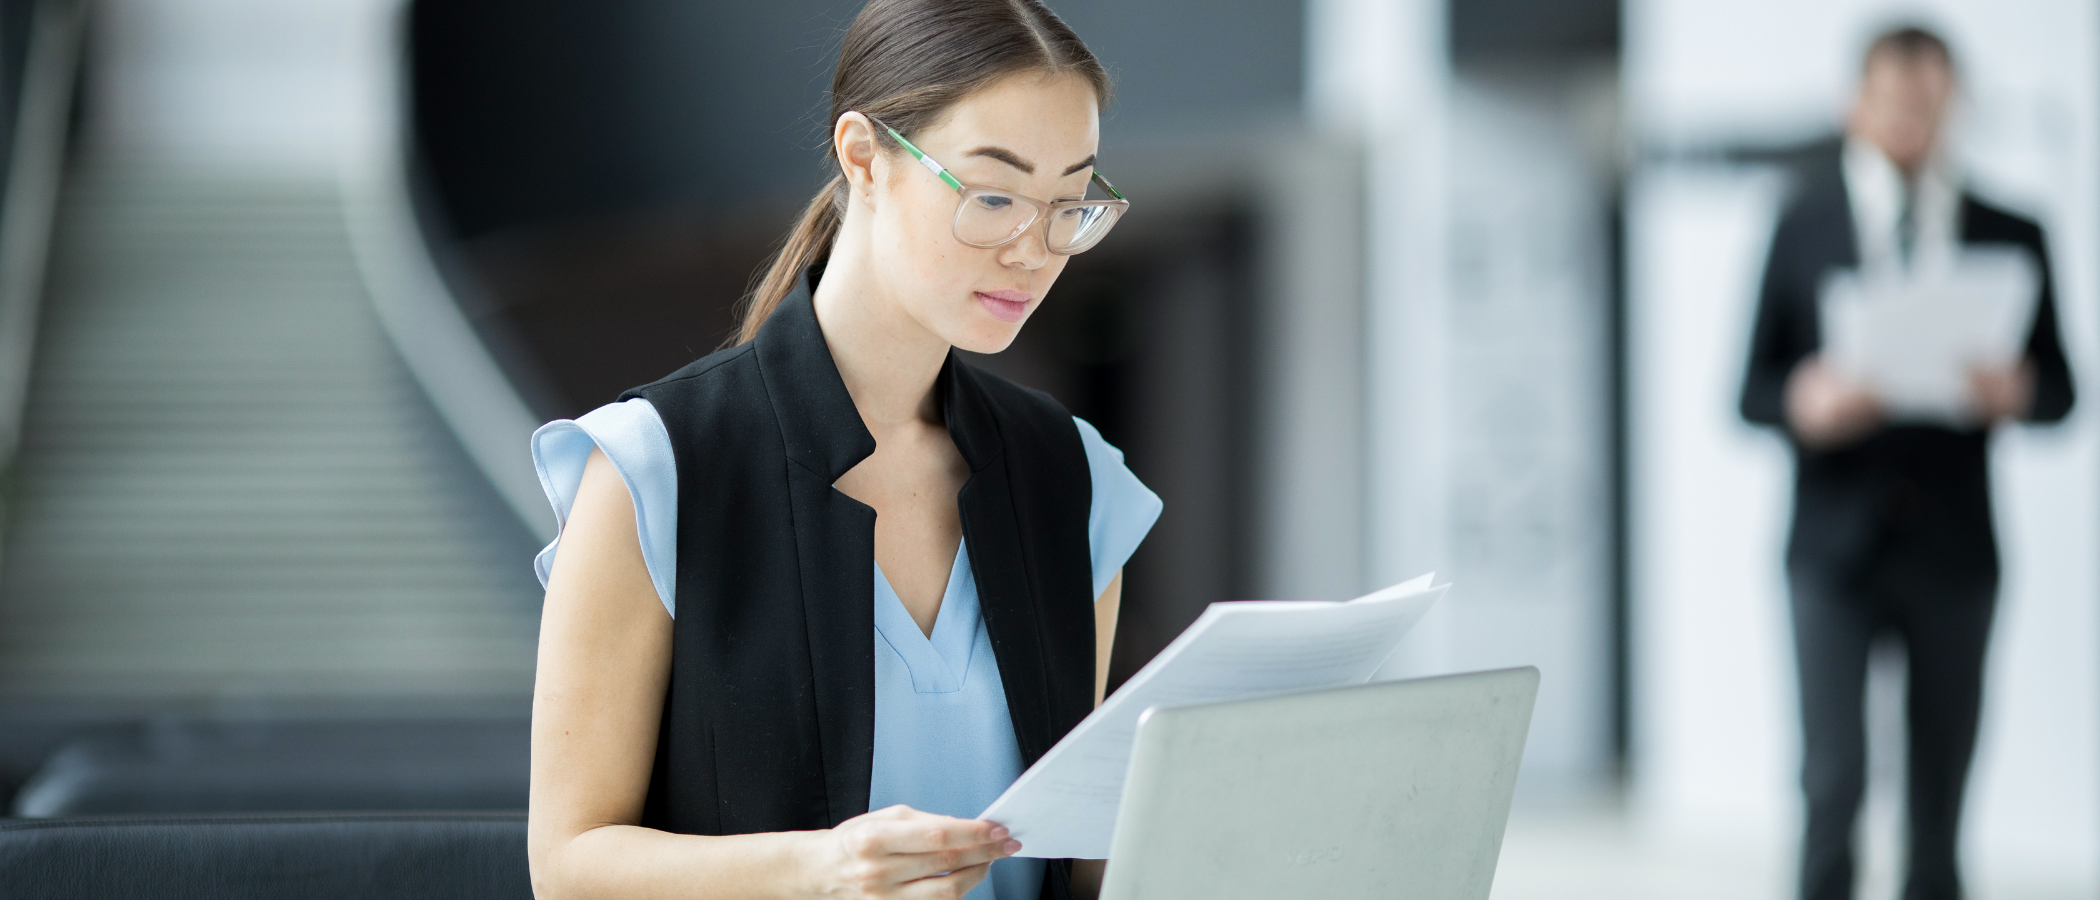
[{"x1": 963, "y1": 146, "x2": 1098, "y2": 177}]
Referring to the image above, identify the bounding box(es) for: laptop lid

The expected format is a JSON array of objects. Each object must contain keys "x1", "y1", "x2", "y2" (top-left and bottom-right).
[{"x1": 1099, "y1": 667, "x2": 1539, "y2": 900}]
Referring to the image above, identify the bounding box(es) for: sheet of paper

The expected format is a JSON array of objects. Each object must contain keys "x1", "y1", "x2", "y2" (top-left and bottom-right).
[
  {"x1": 978, "y1": 576, "x2": 1445, "y2": 859},
  {"x1": 1821, "y1": 246, "x2": 2039, "y2": 424}
]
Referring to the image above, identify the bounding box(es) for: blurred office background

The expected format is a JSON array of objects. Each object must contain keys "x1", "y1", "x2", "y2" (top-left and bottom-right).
[{"x1": 0, "y1": 0, "x2": 2090, "y2": 896}]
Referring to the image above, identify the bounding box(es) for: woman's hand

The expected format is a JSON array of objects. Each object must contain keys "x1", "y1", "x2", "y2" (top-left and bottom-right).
[{"x1": 800, "y1": 805, "x2": 1021, "y2": 899}]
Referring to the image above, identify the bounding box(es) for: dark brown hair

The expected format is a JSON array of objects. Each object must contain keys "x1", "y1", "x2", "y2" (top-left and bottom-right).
[
  {"x1": 731, "y1": 0, "x2": 1111, "y2": 345},
  {"x1": 1863, "y1": 25, "x2": 1955, "y2": 75}
]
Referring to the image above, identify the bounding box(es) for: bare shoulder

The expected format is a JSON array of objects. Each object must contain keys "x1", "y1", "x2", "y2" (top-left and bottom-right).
[{"x1": 542, "y1": 449, "x2": 656, "y2": 624}]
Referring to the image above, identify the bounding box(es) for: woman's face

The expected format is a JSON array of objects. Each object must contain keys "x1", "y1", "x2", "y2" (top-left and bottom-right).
[{"x1": 864, "y1": 71, "x2": 1102, "y2": 354}]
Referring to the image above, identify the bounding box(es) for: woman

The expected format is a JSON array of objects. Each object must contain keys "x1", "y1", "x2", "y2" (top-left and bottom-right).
[{"x1": 524, "y1": 2, "x2": 1160, "y2": 898}]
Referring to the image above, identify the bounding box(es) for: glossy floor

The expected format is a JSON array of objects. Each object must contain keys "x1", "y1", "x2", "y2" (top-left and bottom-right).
[{"x1": 1492, "y1": 799, "x2": 2090, "y2": 900}]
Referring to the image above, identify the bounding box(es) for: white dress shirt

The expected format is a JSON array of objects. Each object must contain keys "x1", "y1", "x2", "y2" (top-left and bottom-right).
[{"x1": 1842, "y1": 137, "x2": 1961, "y2": 279}]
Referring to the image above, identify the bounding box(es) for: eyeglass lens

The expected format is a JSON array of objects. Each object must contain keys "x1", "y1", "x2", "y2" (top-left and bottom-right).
[
  {"x1": 955, "y1": 191, "x2": 1122, "y2": 253},
  {"x1": 1048, "y1": 204, "x2": 1120, "y2": 252}
]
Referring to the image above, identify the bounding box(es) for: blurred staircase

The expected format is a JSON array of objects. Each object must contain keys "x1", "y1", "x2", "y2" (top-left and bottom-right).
[{"x1": 0, "y1": 160, "x2": 542, "y2": 706}]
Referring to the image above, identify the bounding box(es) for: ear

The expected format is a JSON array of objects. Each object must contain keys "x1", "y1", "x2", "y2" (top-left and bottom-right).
[{"x1": 835, "y1": 112, "x2": 882, "y2": 203}]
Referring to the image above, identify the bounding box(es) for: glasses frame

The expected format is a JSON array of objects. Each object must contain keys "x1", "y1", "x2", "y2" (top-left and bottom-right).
[{"x1": 868, "y1": 116, "x2": 1129, "y2": 255}]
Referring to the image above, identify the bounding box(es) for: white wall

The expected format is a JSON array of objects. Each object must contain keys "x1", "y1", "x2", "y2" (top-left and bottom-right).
[
  {"x1": 1304, "y1": 0, "x2": 1451, "y2": 607},
  {"x1": 1627, "y1": 0, "x2": 2100, "y2": 891},
  {"x1": 85, "y1": 0, "x2": 395, "y2": 172},
  {"x1": 1626, "y1": 164, "x2": 1796, "y2": 836},
  {"x1": 1435, "y1": 68, "x2": 1618, "y2": 782},
  {"x1": 1306, "y1": 0, "x2": 1619, "y2": 784}
]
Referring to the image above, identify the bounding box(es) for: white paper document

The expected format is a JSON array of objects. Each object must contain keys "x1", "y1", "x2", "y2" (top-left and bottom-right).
[
  {"x1": 978, "y1": 575, "x2": 1446, "y2": 859},
  {"x1": 1820, "y1": 246, "x2": 2040, "y2": 424}
]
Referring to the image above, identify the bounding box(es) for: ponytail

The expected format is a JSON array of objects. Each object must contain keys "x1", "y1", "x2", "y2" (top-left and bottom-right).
[
  {"x1": 735, "y1": 174, "x2": 846, "y2": 346},
  {"x1": 729, "y1": 0, "x2": 1110, "y2": 345}
]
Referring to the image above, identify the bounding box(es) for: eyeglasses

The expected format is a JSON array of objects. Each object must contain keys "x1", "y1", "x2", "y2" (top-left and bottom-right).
[{"x1": 870, "y1": 117, "x2": 1129, "y2": 255}]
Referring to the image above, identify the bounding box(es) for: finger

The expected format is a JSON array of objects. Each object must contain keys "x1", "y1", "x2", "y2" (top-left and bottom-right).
[
  {"x1": 889, "y1": 836, "x2": 1022, "y2": 883},
  {"x1": 835, "y1": 806, "x2": 990, "y2": 856},
  {"x1": 898, "y1": 861, "x2": 994, "y2": 900},
  {"x1": 860, "y1": 813, "x2": 1008, "y2": 856},
  {"x1": 853, "y1": 804, "x2": 920, "y2": 822}
]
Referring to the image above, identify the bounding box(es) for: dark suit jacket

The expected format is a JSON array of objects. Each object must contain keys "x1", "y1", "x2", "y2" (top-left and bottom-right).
[{"x1": 1740, "y1": 147, "x2": 2074, "y2": 594}]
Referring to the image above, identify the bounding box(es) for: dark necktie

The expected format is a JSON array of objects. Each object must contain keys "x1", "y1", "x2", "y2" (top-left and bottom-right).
[{"x1": 1895, "y1": 180, "x2": 1917, "y2": 266}]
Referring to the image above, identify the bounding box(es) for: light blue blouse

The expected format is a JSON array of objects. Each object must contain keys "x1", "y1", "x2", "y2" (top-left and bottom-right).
[{"x1": 532, "y1": 398, "x2": 1162, "y2": 900}]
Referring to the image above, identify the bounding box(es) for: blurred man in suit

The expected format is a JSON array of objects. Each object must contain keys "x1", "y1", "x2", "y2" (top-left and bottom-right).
[{"x1": 1739, "y1": 26, "x2": 2074, "y2": 900}]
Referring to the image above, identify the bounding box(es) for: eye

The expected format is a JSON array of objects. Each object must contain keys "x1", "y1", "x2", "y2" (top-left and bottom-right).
[{"x1": 974, "y1": 194, "x2": 1014, "y2": 211}]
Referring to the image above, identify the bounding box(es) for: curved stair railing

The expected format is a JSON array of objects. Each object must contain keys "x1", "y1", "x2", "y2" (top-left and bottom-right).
[
  {"x1": 0, "y1": 0, "x2": 85, "y2": 539},
  {"x1": 339, "y1": 1, "x2": 553, "y2": 543}
]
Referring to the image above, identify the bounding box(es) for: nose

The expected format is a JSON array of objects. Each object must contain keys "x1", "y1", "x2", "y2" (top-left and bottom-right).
[{"x1": 997, "y1": 215, "x2": 1052, "y2": 270}]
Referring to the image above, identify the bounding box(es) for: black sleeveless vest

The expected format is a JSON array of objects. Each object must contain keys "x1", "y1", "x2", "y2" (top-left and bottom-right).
[{"x1": 621, "y1": 274, "x2": 1095, "y2": 886}]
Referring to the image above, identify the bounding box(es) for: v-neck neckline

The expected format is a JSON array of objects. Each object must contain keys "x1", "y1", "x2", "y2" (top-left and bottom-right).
[{"x1": 872, "y1": 542, "x2": 980, "y2": 694}]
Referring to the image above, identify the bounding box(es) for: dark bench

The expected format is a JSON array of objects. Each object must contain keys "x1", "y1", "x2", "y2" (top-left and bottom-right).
[
  {"x1": 11, "y1": 719, "x2": 529, "y2": 817},
  {"x1": 0, "y1": 811, "x2": 531, "y2": 899}
]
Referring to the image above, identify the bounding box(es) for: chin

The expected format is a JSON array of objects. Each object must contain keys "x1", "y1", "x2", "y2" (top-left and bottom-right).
[{"x1": 952, "y1": 319, "x2": 1025, "y2": 355}]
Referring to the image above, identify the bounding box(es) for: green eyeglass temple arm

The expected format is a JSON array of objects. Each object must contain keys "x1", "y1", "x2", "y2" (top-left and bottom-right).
[
  {"x1": 882, "y1": 122, "x2": 1125, "y2": 201},
  {"x1": 1090, "y1": 172, "x2": 1125, "y2": 201},
  {"x1": 882, "y1": 124, "x2": 966, "y2": 191}
]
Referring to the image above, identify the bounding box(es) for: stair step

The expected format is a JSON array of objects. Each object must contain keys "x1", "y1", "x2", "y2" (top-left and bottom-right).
[{"x1": 0, "y1": 162, "x2": 541, "y2": 705}]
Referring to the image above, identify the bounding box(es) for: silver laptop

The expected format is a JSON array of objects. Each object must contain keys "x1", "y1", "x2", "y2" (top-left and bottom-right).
[{"x1": 1099, "y1": 667, "x2": 1539, "y2": 900}]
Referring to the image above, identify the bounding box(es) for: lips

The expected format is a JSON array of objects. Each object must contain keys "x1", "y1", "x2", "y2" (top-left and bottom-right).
[{"x1": 975, "y1": 290, "x2": 1032, "y2": 323}]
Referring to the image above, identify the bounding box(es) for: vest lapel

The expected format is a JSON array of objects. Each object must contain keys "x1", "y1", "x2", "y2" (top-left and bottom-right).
[
  {"x1": 748, "y1": 277, "x2": 1075, "y2": 817},
  {"x1": 753, "y1": 280, "x2": 878, "y2": 826},
  {"x1": 631, "y1": 267, "x2": 1091, "y2": 860},
  {"x1": 943, "y1": 360, "x2": 1058, "y2": 765}
]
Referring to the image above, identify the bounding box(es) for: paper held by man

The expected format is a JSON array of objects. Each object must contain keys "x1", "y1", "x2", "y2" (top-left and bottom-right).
[
  {"x1": 978, "y1": 575, "x2": 1446, "y2": 860},
  {"x1": 1819, "y1": 246, "x2": 2040, "y2": 424}
]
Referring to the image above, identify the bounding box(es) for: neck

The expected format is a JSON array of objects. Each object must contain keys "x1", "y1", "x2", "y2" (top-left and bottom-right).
[
  {"x1": 1852, "y1": 130, "x2": 1931, "y2": 182},
  {"x1": 810, "y1": 234, "x2": 951, "y2": 433}
]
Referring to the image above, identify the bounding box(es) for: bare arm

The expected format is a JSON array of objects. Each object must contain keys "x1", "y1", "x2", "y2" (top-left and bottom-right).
[
  {"x1": 1069, "y1": 570, "x2": 1124, "y2": 900},
  {"x1": 1091, "y1": 570, "x2": 1121, "y2": 708},
  {"x1": 528, "y1": 449, "x2": 1016, "y2": 900}
]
